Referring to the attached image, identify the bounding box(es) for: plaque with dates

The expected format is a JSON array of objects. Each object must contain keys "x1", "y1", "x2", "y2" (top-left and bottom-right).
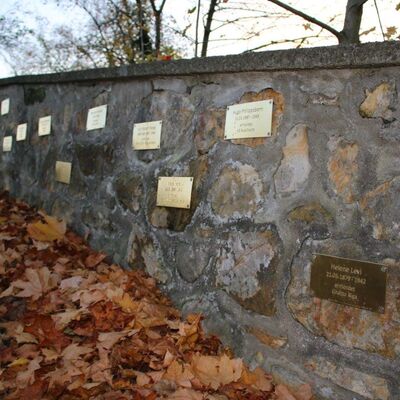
[
  {"x1": 310, "y1": 254, "x2": 387, "y2": 313},
  {"x1": 1, "y1": 98, "x2": 9, "y2": 115},
  {"x1": 3, "y1": 136, "x2": 12, "y2": 152},
  {"x1": 132, "y1": 120, "x2": 162, "y2": 150},
  {"x1": 156, "y1": 177, "x2": 193, "y2": 209},
  {"x1": 38, "y1": 116, "x2": 52, "y2": 136},
  {"x1": 86, "y1": 105, "x2": 107, "y2": 131},
  {"x1": 16, "y1": 123, "x2": 27, "y2": 141},
  {"x1": 224, "y1": 99, "x2": 273, "y2": 140},
  {"x1": 55, "y1": 161, "x2": 72, "y2": 184}
]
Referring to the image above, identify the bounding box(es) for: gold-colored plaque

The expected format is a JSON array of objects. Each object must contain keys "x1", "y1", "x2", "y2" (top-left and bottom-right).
[
  {"x1": 224, "y1": 99, "x2": 273, "y2": 140},
  {"x1": 156, "y1": 177, "x2": 194, "y2": 209},
  {"x1": 38, "y1": 115, "x2": 52, "y2": 136},
  {"x1": 86, "y1": 105, "x2": 107, "y2": 131},
  {"x1": 55, "y1": 161, "x2": 72, "y2": 184},
  {"x1": 310, "y1": 254, "x2": 387, "y2": 313},
  {"x1": 16, "y1": 123, "x2": 27, "y2": 141},
  {"x1": 1, "y1": 98, "x2": 10, "y2": 115},
  {"x1": 132, "y1": 120, "x2": 162, "y2": 150},
  {"x1": 3, "y1": 136, "x2": 12, "y2": 152}
]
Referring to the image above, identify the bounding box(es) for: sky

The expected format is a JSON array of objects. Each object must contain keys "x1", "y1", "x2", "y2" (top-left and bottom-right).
[{"x1": 0, "y1": 0, "x2": 399, "y2": 78}]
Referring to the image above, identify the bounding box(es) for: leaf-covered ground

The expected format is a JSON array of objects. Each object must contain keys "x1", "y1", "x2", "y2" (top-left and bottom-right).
[{"x1": 0, "y1": 192, "x2": 312, "y2": 400}]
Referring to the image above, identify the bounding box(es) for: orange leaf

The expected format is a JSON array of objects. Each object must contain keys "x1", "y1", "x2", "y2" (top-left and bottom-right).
[{"x1": 27, "y1": 215, "x2": 66, "y2": 242}]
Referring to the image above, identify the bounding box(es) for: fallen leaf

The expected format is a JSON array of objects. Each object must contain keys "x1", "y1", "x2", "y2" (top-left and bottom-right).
[{"x1": 27, "y1": 215, "x2": 66, "y2": 242}]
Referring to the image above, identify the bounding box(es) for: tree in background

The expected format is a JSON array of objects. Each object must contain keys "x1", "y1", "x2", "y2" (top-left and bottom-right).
[
  {"x1": 195, "y1": 0, "x2": 397, "y2": 57},
  {"x1": 4, "y1": 0, "x2": 182, "y2": 74}
]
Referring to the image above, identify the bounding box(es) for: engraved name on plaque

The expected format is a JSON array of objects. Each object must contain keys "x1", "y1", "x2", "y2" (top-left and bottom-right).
[
  {"x1": 132, "y1": 120, "x2": 162, "y2": 150},
  {"x1": 156, "y1": 177, "x2": 194, "y2": 209},
  {"x1": 55, "y1": 161, "x2": 72, "y2": 184},
  {"x1": 16, "y1": 123, "x2": 27, "y2": 141},
  {"x1": 38, "y1": 116, "x2": 52, "y2": 136},
  {"x1": 1, "y1": 98, "x2": 10, "y2": 116},
  {"x1": 3, "y1": 136, "x2": 12, "y2": 152},
  {"x1": 86, "y1": 105, "x2": 107, "y2": 131},
  {"x1": 310, "y1": 254, "x2": 387, "y2": 313},
  {"x1": 224, "y1": 99, "x2": 273, "y2": 140}
]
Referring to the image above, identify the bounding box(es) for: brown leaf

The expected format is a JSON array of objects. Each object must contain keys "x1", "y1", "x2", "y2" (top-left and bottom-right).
[
  {"x1": 16, "y1": 356, "x2": 42, "y2": 386},
  {"x1": 7, "y1": 267, "x2": 59, "y2": 301},
  {"x1": 275, "y1": 384, "x2": 297, "y2": 400},
  {"x1": 27, "y1": 215, "x2": 66, "y2": 242}
]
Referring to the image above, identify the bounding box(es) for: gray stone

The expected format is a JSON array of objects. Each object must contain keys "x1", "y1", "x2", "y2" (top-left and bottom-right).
[{"x1": 274, "y1": 124, "x2": 311, "y2": 194}]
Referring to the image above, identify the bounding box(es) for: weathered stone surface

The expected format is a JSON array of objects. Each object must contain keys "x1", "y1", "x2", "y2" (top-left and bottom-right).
[
  {"x1": 215, "y1": 228, "x2": 281, "y2": 316},
  {"x1": 328, "y1": 140, "x2": 358, "y2": 203},
  {"x1": 379, "y1": 119, "x2": 400, "y2": 142},
  {"x1": 175, "y1": 239, "x2": 212, "y2": 283},
  {"x1": 359, "y1": 82, "x2": 396, "y2": 121},
  {"x1": 127, "y1": 224, "x2": 170, "y2": 283},
  {"x1": 287, "y1": 202, "x2": 333, "y2": 239},
  {"x1": 287, "y1": 238, "x2": 400, "y2": 359},
  {"x1": 246, "y1": 326, "x2": 287, "y2": 349},
  {"x1": 274, "y1": 124, "x2": 311, "y2": 194},
  {"x1": 307, "y1": 357, "x2": 390, "y2": 400},
  {"x1": 194, "y1": 109, "x2": 225, "y2": 155},
  {"x1": 75, "y1": 142, "x2": 116, "y2": 177},
  {"x1": 360, "y1": 177, "x2": 400, "y2": 242},
  {"x1": 209, "y1": 162, "x2": 264, "y2": 220},
  {"x1": 115, "y1": 171, "x2": 143, "y2": 213}
]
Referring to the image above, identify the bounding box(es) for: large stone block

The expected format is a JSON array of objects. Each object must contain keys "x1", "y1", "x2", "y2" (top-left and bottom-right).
[
  {"x1": 274, "y1": 124, "x2": 311, "y2": 194},
  {"x1": 307, "y1": 357, "x2": 390, "y2": 400},
  {"x1": 209, "y1": 162, "x2": 264, "y2": 220},
  {"x1": 328, "y1": 140, "x2": 359, "y2": 204},
  {"x1": 215, "y1": 228, "x2": 281, "y2": 316},
  {"x1": 359, "y1": 82, "x2": 396, "y2": 121}
]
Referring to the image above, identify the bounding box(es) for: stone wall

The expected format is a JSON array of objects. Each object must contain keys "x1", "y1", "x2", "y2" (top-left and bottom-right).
[{"x1": 1, "y1": 42, "x2": 400, "y2": 399}]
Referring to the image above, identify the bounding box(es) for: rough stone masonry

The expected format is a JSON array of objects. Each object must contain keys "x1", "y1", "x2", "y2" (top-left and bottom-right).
[{"x1": 0, "y1": 41, "x2": 400, "y2": 399}]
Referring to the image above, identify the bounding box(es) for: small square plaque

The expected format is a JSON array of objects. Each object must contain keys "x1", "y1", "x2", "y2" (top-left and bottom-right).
[
  {"x1": 156, "y1": 177, "x2": 194, "y2": 209},
  {"x1": 132, "y1": 120, "x2": 162, "y2": 150},
  {"x1": 16, "y1": 123, "x2": 27, "y2": 141},
  {"x1": 224, "y1": 99, "x2": 273, "y2": 140},
  {"x1": 38, "y1": 116, "x2": 52, "y2": 136},
  {"x1": 310, "y1": 254, "x2": 387, "y2": 313},
  {"x1": 3, "y1": 136, "x2": 12, "y2": 152},
  {"x1": 1, "y1": 98, "x2": 10, "y2": 115},
  {"x1": 86, "y1": 105, "x2": 107, "y2": 131},
  {"x1": 55, "y1": 161, "x2": 72, "y2": 184}
]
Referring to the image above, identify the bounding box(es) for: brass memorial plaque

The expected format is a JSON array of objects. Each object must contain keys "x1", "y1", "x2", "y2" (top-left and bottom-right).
[
  {"x1": 156, "y1": 177, "x2": 193, "y2": 209},
  {"x1": 38, "y1": 116, "x2": 52, "y2": 136},
  {"x1": 55, "y1": 161, "x2": 72, "y2": 184},
  {"x1": 310, "y1": 254, "x2": 387, "y2": 313},
  {"x1": 3, "y1": 136, "x2": 12, "y2": 152},
  {"x1": 132, "y1": 120, "x2": 162, "y2": 150},
  {"x1": 1, "y1": 98, "x2": 10, "y2": 115},
  {"x1": 86, "y1": 105, "x2": 107, "y2": 131},
  {"x1": 16, "y1": 123, "x2": 27, "y2": 141},
  {"x1": 224, "y1": 99, "x2": 273, "y2": 140}
]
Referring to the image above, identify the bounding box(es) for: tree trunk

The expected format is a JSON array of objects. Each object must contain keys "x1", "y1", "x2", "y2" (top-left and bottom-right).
[
  {"x1": 339, "y1": 0, "x2": 369, "y2": 43},
  {"x1": 201, "y1": 0, "x2": 218, "y2": 57}
]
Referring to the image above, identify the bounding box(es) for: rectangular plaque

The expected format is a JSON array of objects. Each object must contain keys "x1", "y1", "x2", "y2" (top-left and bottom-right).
[
  {"x1": 55, "y1": 161, "x2": 72, "y2": 184},
  {"x1": 86, "y1": 105, "x2": 107, "y2": 131},
  {"x1": 224, "y1": 99, "x2": 273, "y2": 140},
  {"x1": 132, "y1": 120, "x2": 162, "y2": 150},
  {"x1": 38, "y1": 116, "x2": 51, "y2": 136},
  {"x1": 16, "y1": 123, "x2": 27, "y2": 141},
  {"x1": 3, "y1": 136, "x2": 12, "y2": 152},
  {"x1": 156, "y1": 177, "x2": 193, "y2": 209},
  {"x1": 1, "y1": 98, "x2": 10, "y2": 115},
  {"x1": 310, "y1": 254, "x2": 387, "y2": 313}
]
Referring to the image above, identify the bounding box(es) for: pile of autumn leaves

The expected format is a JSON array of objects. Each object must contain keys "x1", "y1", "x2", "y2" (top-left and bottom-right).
[{"x1": 0, "y1": 193, "x2": 310, "y2": 400}]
